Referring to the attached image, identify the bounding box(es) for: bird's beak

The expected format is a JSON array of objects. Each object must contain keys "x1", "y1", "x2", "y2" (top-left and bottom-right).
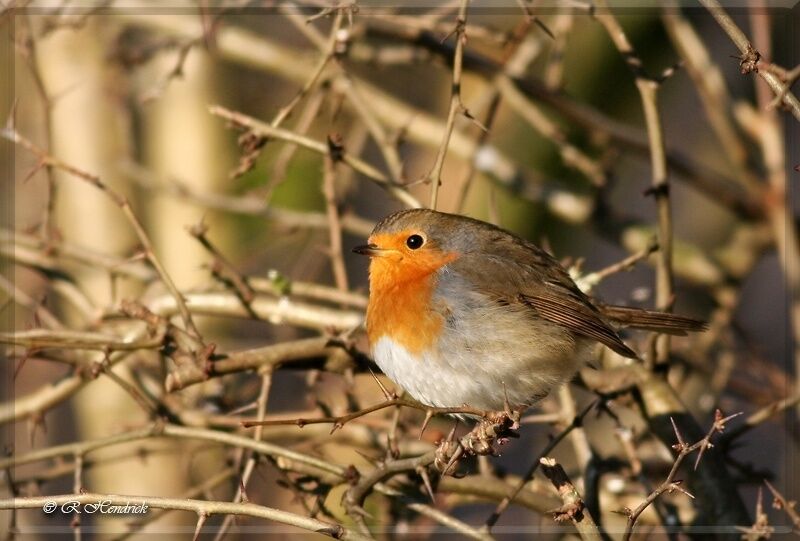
[{"x1": 352, "y1": 243, "x2": 383, "y2": 257}]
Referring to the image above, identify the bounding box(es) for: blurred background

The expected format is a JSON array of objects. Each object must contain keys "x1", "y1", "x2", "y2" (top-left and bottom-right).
[{"x1": 1, "y1": 1, "x2": 797, "y2": 538}]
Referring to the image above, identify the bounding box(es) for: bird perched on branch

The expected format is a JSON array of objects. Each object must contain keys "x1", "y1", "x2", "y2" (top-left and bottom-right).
[{"x1": 353, "y1": 209, "x2": 705, "y2": 411}]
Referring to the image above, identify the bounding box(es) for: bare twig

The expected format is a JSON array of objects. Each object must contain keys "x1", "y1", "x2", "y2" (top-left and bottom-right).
[
  {"x1": 280, "y1": 5, "x2": 406, "y2": 184},
  {"x1": 764, "y1": 481, "x2": 800, "y2": 533},
  {"x1": 209, "y1": 104, "x2": 421, "y2": 208},
  {"x1": 342, "y1": 411, "x2": 520, "y2": 534},
  {"x1": 187, "y1": 219, "x2": 258, "y2": 318},
  {"x1": 0, "y1": 493, "x2": 368, "y2": 540},
  {"x1": 112, "y1": 468, "x2": 237, "y2": 541},
  {"x1": 719, "y1": 391, "x2": 800, "y2": 447},
  {"x1": 147, "y1": 290, "x2": 363, "y2": 333},
  {"x1": 322, "y1": 136, "x2": 350, "y2": 292},
  {"x1": 622, "y1": 410, "x2": 743, "y2": 540},
  {"x1": 575, "y1": 239, "x2": 658, "y2": 293},
  {"x1": 213, "y1": 370, "x2": 274, "y2": 540},
  {"x1": 639, "y1": 78, "x2": 674, "y2": 366},
  {"x1": 242, "y1": 397, "x2": 491, "y2": 431},
  {"x1": 699, "y1": 0, "x2": 800, "y2": 121},
  {"x1": 118, "y1": 10, "x2": 758, "y2": 221},
  {"x1": 5, "y1": 8, "x2": 790, "y2": 539},
  {"x1": 248, "y1": 272, "x2": 367, "y2": 308},
  {"x1": 429, "y1": 0, "x2": 469, "y2": 210},
  {"x1": 0, "y1": 326, "x2": 148, "y2": 424},
  {"x1": 166, "y1": 336, "x2": 343, "y2": 392},
  {"x1": 496, "y1": 75, "x2": 606, "y2": 187},
  {"x1": 539, "y1": 456, "x2": 601, "y2": 539},
  {"x1": 1, "y1": 329, "x2": 164, "y2": 352}
]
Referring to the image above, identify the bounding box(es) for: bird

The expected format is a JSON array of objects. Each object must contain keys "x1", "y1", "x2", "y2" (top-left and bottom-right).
[{"x1": 352, "y1": 209, "x2": 706, "y2": 412}]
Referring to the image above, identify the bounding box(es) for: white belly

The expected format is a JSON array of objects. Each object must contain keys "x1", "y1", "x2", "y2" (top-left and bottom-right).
[{"x1": 371, "y1": 333, "x2": 590, "y2": 411}]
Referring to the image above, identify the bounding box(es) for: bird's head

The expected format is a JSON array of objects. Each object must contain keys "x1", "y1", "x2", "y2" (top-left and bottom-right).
[{"x1": 352, "y1": 209, "x2": 471, "y2": 288}]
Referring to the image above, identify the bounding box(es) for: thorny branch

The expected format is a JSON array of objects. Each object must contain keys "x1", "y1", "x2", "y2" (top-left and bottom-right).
[
  {"x1": 699, "y1": 0, "x2": 800, "y2": 121},
  {"x1": 764, "y1": 481, "x2": 800, "y2": 533},
  {"x1": 622, "y1": 410, "x2": 743, "y2": 541},
  {"x1": 0, "y1": 492, "x2": 370, "y2": 541},
  {"x1": 241, "y1": 397, "x2": 493, "y2": 432}
]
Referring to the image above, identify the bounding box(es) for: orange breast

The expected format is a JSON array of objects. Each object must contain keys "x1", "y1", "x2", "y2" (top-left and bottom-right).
[
  {"x1": 365, "y1": 249, "x2": 457, "y2": 356},
  {"x1": 367, "y1": 274, "x2": 442, "y2": 355}
]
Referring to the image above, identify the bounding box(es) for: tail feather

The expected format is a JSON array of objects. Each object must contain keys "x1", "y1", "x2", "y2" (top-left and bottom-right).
[{"x1": 599, "y1": 304, "x2": 708, "y2": 335}]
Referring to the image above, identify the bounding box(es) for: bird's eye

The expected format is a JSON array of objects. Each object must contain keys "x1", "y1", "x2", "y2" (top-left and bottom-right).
[{"x1": 406, "y1": 234, "x2": 425, "y2": 250}]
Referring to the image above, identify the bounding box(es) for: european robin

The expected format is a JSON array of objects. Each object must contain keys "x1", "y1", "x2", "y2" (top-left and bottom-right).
[{"x1": 353, "y1": 209, "x2": 705, "y2": 411}]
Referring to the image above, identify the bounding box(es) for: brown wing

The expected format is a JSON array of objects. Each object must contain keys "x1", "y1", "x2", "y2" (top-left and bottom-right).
[
  {"x1": 450, "y1": 231, "x2": 639, "y2": 359},
  {"x1": 519, "y1": 289, "x2": 638, "y2": 359}
]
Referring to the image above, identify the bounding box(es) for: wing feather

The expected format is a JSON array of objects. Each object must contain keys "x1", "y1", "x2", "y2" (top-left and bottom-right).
[
  {"x1": 519, "y1": 292, "x2": 639, "y2": 359},
  {"x1": 447, "y1": 228, "x2": 640, "y2": 359}
]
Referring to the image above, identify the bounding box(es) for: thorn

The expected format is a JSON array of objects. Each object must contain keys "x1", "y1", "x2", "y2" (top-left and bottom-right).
[
  {"x1": 419, "y1": 410, "x2": 434, "y2": 439},
  {"x1": 611, "y1": 506, "x2": 632, "y2": 518},
  {"x1": 715, "y1": 410, "x2": 744, "y2": 431},
  {"x1": 532, "y1": 17, "x2": 555, "y2": 40},
  {"x1": 354, "y1": 450, "x2": 381, "y2": 467},
  {"x1": 694, "y1": 440, "x2": 713, "y2": 470},
  {"x1": 441, "y1": 446, "x2": 463, "y2": 476},
  {"x1": 447, "y1": 419, "x2": 459, "y2": 442},
  {"x1": 669, "y1": 417, "x2": 686, "y2": 451},
  {"x1": 239, "y1": 478, "x2": 249, "y2": 503},
  {"x1": 460, "y1": 105, "x2": 488, "y2": 132},
  {"x1": 671, "y1": 483, "x2": 695, "y2": 499},
  {"x1": 368, "y1": 367, "x2": 393, "y2": 400},
  {"x1": 441, "y1": 16, "x2": 465, "y2": 44},
  {"x1": 764, "y1": 480, "x2": 780, "y2": 500},
  {"x1": 342, "y1": 464, "x2": 360, "y2": 485},
  {"x1": 348, "y1": 504, "x2": 373, "y2": 519},
  {"x1": 756, "y1": 485, "x2": 764, "y2": 514},
  {"x1": 417, "y1": 466, "x2": 436, "y2": 503},
  {"x1": 192, "y1": 512, "x2": 207, "y2": 541}
]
